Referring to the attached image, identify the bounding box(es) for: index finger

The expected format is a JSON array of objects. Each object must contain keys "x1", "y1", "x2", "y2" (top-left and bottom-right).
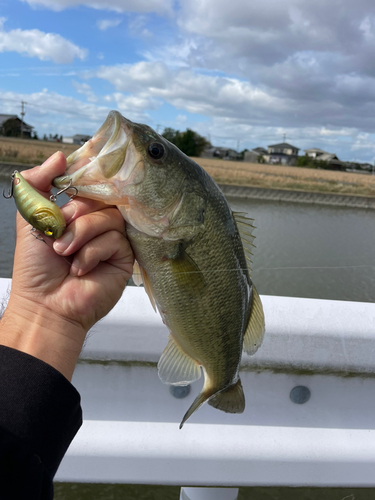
[{"x1": 22, "y1": 151, "x2": 67, "y2": 192}]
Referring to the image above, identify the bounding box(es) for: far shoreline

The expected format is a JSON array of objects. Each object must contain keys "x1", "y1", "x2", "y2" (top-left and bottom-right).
[{"x1": 1, "y1": 160, "x2": 375, "y2": 210}]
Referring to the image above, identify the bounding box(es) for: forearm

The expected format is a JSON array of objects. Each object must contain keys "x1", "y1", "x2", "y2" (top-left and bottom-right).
[
  {"x1": 0, "y1": 345, "x2": 82, "y2": 499},
  {"x1": 0, "y1": 295, "x2": 87, "y2": 381}
]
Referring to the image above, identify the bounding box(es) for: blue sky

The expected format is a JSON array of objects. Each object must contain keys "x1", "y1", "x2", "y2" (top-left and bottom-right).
[{"x1": 1, "y1": 0, "x2": 375, "y2": 163}]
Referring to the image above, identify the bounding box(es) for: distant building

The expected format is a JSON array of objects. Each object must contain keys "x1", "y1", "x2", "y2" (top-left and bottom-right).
[
  {"x1": 202, "y1": 146, "x2": 242, "y2": 161},
  {"x1": 0, "y1": 114, "x2": 33, "y2": 138},
  {"x1": 63, "y1": 134, "x2": 91, "y2": 145},
  {"x1": 244, "y1": 147, "x2": 267, "y2": 163},
  {"x1": 304, "y1": 148, "x2": 343, "y2": 170},
  {"x1": 304, "y1": 148, "x2": 330, "y2": 159},
  {"x1": 267, "y1": 142, "x2": 299, "y2": 165}
]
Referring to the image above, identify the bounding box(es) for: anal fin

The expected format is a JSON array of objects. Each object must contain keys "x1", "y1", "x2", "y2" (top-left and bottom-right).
[
  {"x1": 158, "y1": 335, "x2": 201, "y2": 386},
  {"x1": 243, "y1": 286, "x2": 265, "y2": 355}
]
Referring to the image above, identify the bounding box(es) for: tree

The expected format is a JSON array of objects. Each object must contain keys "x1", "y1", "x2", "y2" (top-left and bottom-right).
[
  {"x1": 162, "y1": 127, "x2": 210, "y2": 157},
  {"x1": 162, "y1": 127, "x2": 178, "y2": 143},
  {"x1": 297, "y1": 156, "x2": 329, "y2": 169}
]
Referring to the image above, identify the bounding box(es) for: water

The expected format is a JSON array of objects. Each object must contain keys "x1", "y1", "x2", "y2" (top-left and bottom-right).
[{"x1": 1, "y1": 177, "x2": 374, "y2": 302}]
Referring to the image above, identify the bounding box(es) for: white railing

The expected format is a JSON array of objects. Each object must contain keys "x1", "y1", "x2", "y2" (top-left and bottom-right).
[{"x1": 1, "y1": 278, "x2": 375, "y2": 498}]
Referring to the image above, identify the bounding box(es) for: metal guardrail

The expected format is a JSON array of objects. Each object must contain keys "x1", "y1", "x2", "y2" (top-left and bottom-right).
[{"x1": 1, "y1": 278, "x2": 375, "y2": 496}]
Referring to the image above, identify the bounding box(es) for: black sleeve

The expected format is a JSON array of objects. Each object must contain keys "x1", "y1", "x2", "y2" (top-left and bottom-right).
[{"x1": 0, "y1": 345, "x2": 83, "y2": 499}]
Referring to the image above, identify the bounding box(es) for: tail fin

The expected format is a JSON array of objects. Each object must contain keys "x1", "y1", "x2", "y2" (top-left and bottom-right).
[
  {"x1": 179, "y1": 392, "x2": 210, "y2": 429},
  {"x1": 208, "y1": 379, "x2": 245, "y2": 414},
  {"x1": 179, "y1": 379, "x2": 245, "y2": 429}
]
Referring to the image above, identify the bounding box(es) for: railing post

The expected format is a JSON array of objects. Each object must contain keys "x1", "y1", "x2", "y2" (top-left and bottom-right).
[{"x1": 180, "y1": 487, "x2": 239, "y2": 500}]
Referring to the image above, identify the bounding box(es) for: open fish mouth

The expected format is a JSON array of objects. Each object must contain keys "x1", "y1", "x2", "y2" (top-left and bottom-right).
[{"x1": 53, "y1": 111, "x2": 136, "y2": 199}]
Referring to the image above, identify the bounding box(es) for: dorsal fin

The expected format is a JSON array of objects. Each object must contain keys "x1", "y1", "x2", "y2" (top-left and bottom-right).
[
  {"x1": 158, "y1": 335, "x2": 201, "y2": 386},
  {"x1": 243, "y1": 286, "x2": 265, "y2": 355},
  {"x1": 233, "y1": 211, "x2": 256, "y2": 275}
]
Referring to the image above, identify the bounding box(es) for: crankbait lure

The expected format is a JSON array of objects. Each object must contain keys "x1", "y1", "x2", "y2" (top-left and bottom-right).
[{"x1": 3, "y1": 170, "x2": 68, "y2": 239}]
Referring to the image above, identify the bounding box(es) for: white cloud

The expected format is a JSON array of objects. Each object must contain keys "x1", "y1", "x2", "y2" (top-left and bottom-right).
[
  {"x1": 93, "y1": 61, "x2": 170, "y2": 92},
  {"x1": 0, "y1": 88, "x2": 157, "y2": 134},
  {"x1": 105, "y1": 92, "x2": 162, "y2": 121},
  {"x1": 22, "y1": 0, "x2": 173, "y2": 15},
  {"x1": 0, "y1": 19, "x2": 87, "y2": 63},
  {"x1": 92, "y1": 62, "x2": 287, "y2": 123},
  {"x1": 320, "y1": 127, "x2": 352, "y2": 137},
  {"x1": 96, "y1": 18, "x2": 122, "y2": 31},
  {"x1": 72, "y1": 81, "x2": 98, "y2": 102},
  {"x1": 0, "y1": 89, "x2": 110, "y2": 135}
]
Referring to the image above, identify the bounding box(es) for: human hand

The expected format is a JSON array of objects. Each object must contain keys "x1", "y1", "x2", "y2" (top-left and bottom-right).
[{"x1": 0, "y1": 151, "x2": 134, "y2": 379}]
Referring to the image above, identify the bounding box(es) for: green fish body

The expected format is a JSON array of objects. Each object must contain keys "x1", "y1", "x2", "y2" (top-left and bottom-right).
[{"x1": 53, "y1": 111, "x2": 265, "y2": 427}]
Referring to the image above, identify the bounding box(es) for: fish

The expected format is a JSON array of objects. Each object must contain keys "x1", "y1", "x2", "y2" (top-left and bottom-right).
[
  {"x1": 53, "y1": 110, "x2": 265, "y2": 428},
  {"x1": 7, "y1": 170, "x2": 66, "y2": 239}
]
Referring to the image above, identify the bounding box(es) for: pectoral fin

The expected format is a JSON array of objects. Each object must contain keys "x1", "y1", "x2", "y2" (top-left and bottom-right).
[
  {"x1": 133, "y1": 262, "x2": 156, "y2": 312},
  {"x1": 168, "y1": 248, "x2": 206, "y2": 291},
  {"x1": 158, "y1": 335, "x2": 201, "y2": 386},
  {"x1": 243, "y1": 286, "x2": 265, "y2": 355},
  {"x1": 132, "y1": 260, "x2": 143, "y2": 286}
]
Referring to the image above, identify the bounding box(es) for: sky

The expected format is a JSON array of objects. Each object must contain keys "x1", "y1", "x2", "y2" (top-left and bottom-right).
[{"x1": 1, "y1": 0, "x2": 375, "y2": 163}]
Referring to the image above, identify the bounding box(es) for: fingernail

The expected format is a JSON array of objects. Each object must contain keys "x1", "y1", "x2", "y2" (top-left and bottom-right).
[
  {"x1": 54, "y1": 231, "x2": 74, "y2": 254},
  {"x1": 61, "y1": 202, "x2": 76, "y2": 223},
  {"x1": 41, "y1": 151, "x2": 61, "y2": 168},
  {"x1": 70, "y1": 262, "x2": 79, "y2": 276}
]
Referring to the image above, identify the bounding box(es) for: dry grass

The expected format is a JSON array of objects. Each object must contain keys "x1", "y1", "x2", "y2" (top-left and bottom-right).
[
  {"x1": 1, "y1": 138, "x2": 374, "y2": 197},
  {"x1": 193, "y1": 157, "x2": 375, "y2": 197},
  {"x1": 0, "y1": 136, "x2": 79, "y2": 165}
]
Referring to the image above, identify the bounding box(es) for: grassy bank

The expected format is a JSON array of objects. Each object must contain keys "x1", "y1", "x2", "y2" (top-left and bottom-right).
[
  {"x1": 1, "y1": 137, "x2": 374, "y2": 197},
  {"x1": 0, "y1": 136, "x2": 78, "y2": 165},
  {"x1": 193, "y1": 157, "x2": 375, "y2": 198}
]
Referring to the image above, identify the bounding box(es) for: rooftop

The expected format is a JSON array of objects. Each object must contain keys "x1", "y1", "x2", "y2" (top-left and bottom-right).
[{"x1": 268, "y1": 142, "x2": 299, "y2": 150}]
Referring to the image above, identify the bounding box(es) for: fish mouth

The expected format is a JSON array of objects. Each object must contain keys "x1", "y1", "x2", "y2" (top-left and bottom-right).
[{"x1": 53, "y1": 110, "x2": 138, "y2": 201}]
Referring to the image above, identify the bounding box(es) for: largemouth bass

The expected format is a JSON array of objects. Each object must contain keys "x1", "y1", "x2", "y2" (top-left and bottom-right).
[{"x1": 53, "y1": 111, "x2": 265, "y2": 427}]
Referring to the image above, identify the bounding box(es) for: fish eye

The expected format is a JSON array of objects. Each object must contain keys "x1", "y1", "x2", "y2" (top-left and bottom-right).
[{"x1": 148, "y1": 142, "x2": 165, "y2": 160}]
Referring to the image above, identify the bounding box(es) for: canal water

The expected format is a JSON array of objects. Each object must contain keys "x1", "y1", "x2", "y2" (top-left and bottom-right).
[
  {"x1": 1, "y1": 176, "x2": 375, "y2": 499},
  {"x1": 1, "y1": 177, "x2": 374, "y2": 302}
]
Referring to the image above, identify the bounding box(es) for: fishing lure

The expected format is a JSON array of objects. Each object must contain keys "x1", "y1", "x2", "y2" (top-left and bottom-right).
[{"x1": 3, "y1": 170, "x2": 70, "y2": 239}]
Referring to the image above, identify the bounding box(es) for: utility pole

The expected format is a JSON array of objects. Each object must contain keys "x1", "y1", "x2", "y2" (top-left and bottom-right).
[
  {"x1": 236, "y1": 139, "x2": 240, "y2": 152},
  {"x1": 20, "y1": 101, "x2": 26, "y2": 139},
  {"x1": 283, "y1": 132, "x2": 286, "y2": 143},
  {"x1": 156, "y1": 124, "x2": 161, "y2": 134}
]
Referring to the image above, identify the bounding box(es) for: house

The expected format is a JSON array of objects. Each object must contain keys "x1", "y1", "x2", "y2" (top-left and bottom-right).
[
  {"x1": 62, "y1": 134, "x2": 91, "y2": 145},
  {"x1": 304, "y1": 148, "x2": 343, "y2": 170},
  {"x1": 345, "y1": 162, "x2": 373, "y2": 173},
  {"x1": 0, "y1": 114, "x2": 33, "y2": 138},
  {"x1": 267, "y1": 142, "x2": 299, "y2": 165},
  {"x1": 202, "y1": 146, "x2": 242, "y2": 161},
  {"x1": 304, "y1": 148, "x2": 330, "y2": 159},
  {"x1": 244, "y1": 147, "x2": 267, "y2": 163}
]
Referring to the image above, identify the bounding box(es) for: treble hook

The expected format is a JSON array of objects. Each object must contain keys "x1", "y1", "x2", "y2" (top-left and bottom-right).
[
  {"x1": 50, "y1": 180, "x2": 79, "y2": 203},
  {"x1": 2, "y1": 171, "x2": 16, "y2": 199}
]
